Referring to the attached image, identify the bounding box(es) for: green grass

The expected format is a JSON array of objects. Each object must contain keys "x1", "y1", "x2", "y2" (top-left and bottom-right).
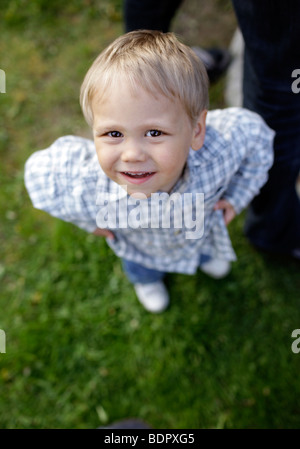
[{"x1": 1, "y1": 1, "x2": 300, "y2": 429}]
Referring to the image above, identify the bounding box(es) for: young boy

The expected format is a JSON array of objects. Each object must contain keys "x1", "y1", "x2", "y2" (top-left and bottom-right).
[{"x1": 24, "y1": 30, "x2": 274, "y2": 313}]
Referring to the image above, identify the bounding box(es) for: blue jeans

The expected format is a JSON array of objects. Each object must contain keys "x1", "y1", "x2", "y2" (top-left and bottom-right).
[
  {"x1": 232, "y1": 0, "x2": 300, "y2": 254},
  {"x1": 122, "y1": 254, "x2": 211, "y2": 284}
]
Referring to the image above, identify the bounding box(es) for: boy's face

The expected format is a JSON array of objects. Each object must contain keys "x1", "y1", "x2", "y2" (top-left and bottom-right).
[{"x1": 92, "y1": 79, "x2": 206, "y2": 198}]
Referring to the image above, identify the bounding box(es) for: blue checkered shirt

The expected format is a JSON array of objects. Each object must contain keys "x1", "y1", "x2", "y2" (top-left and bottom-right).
[{"x1": 24, "y1": 108, "x2": 274, "y2": 274}]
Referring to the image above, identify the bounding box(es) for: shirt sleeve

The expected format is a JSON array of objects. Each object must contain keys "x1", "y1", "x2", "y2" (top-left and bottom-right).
[
  {"x1": 24, "y1": 135, "x2": 99, "y2": 232},
  {"x1": 214, "y1": 108, "x2": 275, "y2": 214}
]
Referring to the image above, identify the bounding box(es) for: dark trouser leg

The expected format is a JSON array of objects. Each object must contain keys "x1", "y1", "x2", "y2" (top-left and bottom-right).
[
  {"x1": 124, "y1": 0, "x2": 183, "y2": 32},
  {"x1": 232, "y1": 0, "x2": 300, "y2": 253}
]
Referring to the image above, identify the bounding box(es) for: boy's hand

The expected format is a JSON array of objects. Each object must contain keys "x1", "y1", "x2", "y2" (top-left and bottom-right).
[
  {"x1": 93, "y1": 228, "x2": 115, "y2": 240},
  {"x1": 214, "y1": 199, "x2": 236, "y2": 226}
]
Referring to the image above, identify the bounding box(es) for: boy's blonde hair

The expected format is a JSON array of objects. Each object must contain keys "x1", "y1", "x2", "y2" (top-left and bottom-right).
[{"x1": 80, "y1": 30, "x2": 209, "y2": 128}]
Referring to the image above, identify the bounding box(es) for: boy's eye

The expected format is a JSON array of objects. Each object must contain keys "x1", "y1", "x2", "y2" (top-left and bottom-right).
[
  {"x1": 146, "y1": 130, "x2": 162, "y2": 137},
  {"x1": 107, "y1": 131, "x2": 122, "y2": 138}
]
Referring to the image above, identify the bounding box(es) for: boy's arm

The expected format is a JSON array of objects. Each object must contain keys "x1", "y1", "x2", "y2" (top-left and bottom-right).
[
  {"x1": 213, "y1": 108, "x2": 275, "y2": 217},
  {"x1": 24, "y1": 136, "x2": 99, "y2": 233}
]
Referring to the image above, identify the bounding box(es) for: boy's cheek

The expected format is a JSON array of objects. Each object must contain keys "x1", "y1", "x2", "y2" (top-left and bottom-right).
[{"x1": 95, "y1": 147, "x2": 110, "y2": 169}]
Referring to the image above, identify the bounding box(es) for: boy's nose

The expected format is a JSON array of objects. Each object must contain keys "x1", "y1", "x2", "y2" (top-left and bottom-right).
[{"x1": 121, "y1": 139, "x2": 146, "y2": 162}]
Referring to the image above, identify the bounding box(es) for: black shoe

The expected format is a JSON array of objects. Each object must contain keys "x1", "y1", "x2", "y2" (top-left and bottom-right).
[{"x1": 192, "y1": 47, "x2": 232, "y2": 83}]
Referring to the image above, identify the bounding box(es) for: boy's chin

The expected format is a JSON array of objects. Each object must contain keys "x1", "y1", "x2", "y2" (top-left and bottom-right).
[
  {"x1": 127, "y1": 189, "x2": 152, "y2": 199},
  {"x1": 115, "y1": 183, "x2": 152, "y2": 199},
  {"x1": 118, "y1": 183, "x2": 174, "y2": 199},
  {"x1": 123, "y1": 185, "x2": 176, "y2": 199}
]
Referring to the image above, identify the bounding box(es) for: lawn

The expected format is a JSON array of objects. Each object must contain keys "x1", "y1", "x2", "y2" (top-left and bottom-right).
[{"x1": 0, "y1": 0, "x2": 300, "y2": 429}]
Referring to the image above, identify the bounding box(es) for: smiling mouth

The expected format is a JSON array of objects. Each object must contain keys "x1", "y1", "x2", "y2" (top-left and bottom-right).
[
  {"x1": 120, "y1": 171, "x2": 156, "y2": 185},
  {"x1": 121, "y1": 171, "x2": 155, "y2": 178}
]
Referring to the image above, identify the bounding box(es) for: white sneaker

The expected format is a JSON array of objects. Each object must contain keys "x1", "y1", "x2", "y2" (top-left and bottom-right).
[
  {"x1": 200, "y1": 258, "x2": 231, "y2": 279},
  {"x1": 134, "y1": 281, "x2": 170, "y2": 313}
]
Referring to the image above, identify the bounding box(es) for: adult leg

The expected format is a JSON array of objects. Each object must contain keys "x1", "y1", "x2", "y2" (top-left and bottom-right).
[
  {"x1": 124, "y1": 0, "x2": 183, "y2": 33},
  {"x1": 232, "y1": 0, "x2": 300, "y2": 254},
  {"x1": 124, "y1": 0, "x2": 231, "y2": 83}
]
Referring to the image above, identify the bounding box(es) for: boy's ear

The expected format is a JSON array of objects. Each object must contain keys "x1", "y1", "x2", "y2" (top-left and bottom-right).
[{"x1": 191, "y1": 109, "x2": 207, "y2": 151}]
